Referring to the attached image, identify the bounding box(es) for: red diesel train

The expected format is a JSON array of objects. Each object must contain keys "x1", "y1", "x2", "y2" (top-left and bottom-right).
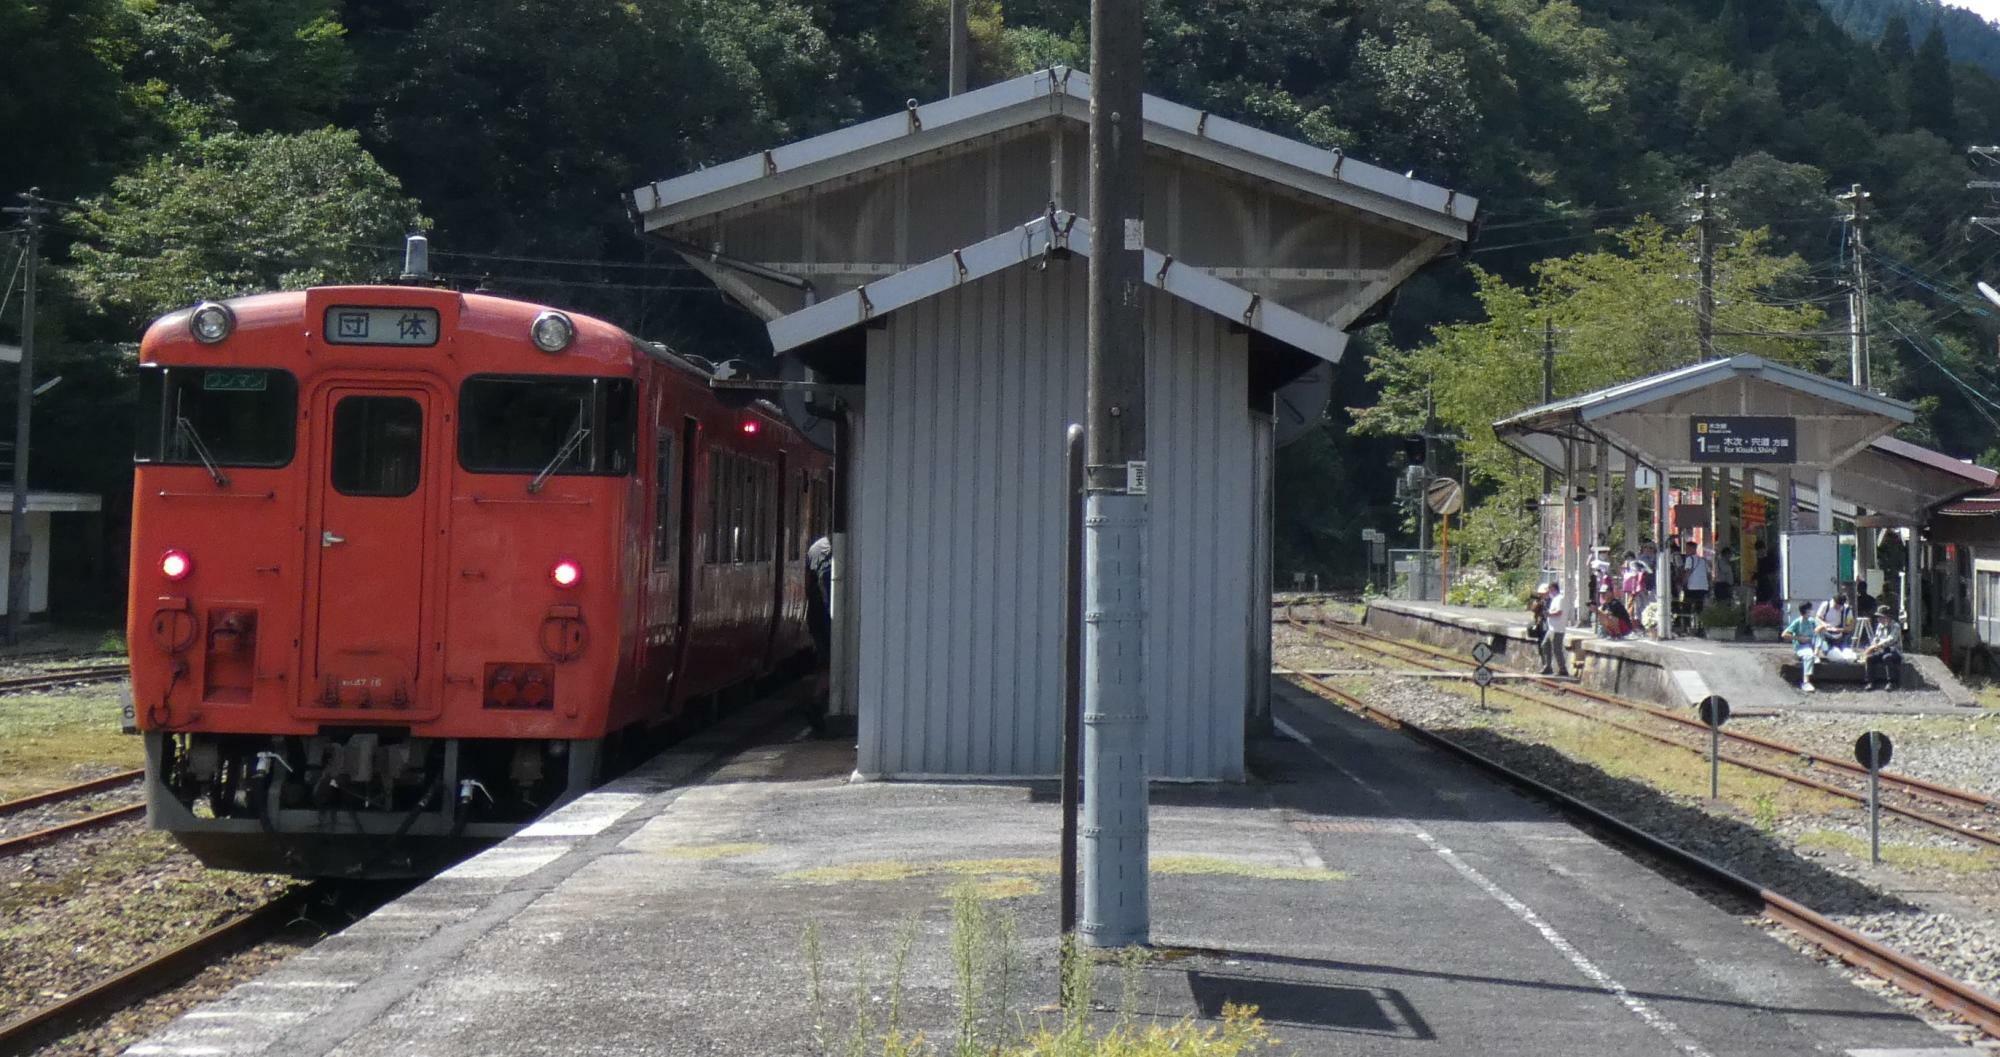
[{"x1": 128, "y1": 283, "x2": 831, "y2": 876}]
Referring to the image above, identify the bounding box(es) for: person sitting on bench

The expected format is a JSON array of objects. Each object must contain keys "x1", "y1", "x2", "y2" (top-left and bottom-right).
[
  {"x1": 1782, "y1": 601, "x2": 1820, "y2": 694},
  {"x1": 1859, "y1": 605, "x2": 1905, "y2": 692}
]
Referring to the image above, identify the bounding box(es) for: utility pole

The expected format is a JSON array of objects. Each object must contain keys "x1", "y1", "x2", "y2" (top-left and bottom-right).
[
  {"x1": 1080, "y1": 0, "x2": 1148, "y2": 950},
  {"x1": 1691, "y1": 183, "x2": 1720, "y2": 360},
  {"x1": 1840, "y1": 183, "x2": 1872, "y2": 389},
  {"x1": 1419, "y1": 387, "x2": 1436, "y2": 599},
  {"x1": 1, "y1": 190, "x2": 51, "y2": 646},
  {"x1": 1541, "y1": 319, "x2": 1555, "y2": 496},
  {"x1": 948, "y1": 0, "x2": 969, "y2": 96}
]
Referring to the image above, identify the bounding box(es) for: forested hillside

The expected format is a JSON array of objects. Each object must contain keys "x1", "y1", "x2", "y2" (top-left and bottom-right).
[
  {"x1": 1820, "y1": 0, "x2": 2000, "y2": 76},
  {"x1": 7, "y1": 0, "x2": 2000, "y2": 599}
]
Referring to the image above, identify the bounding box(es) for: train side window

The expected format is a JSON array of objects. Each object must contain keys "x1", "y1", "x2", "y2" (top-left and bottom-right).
[
  {"x1": 330, "y1": 395, "x2": 423, "y2": 498},
  {"x1": 653, "y1": 432, "x2": 674, "y2": 566},
  {"x1": 134, "y1": 366, "x2": 298, "y2": 467}
]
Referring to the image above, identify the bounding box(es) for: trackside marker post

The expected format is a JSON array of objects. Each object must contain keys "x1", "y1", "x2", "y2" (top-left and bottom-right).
[
  {"x1": 1855, "y1": 731, "x2": 1893, "y2": 864},
  {"x1": 1697, "y1": 695, "x2": 1730, "y2": 800},
  {"x1": 1471, "y1": 641, "x2": 1495, "y2": 710}
]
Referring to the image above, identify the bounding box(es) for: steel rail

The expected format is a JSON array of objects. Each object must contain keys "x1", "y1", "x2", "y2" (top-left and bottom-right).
[
  {"x1": 1275, "y1": 660, "x2": 2000, "y2": 1039},
  {"x1": 1291, "y1": 613, "x2": 2000, "y2": 850},
  {"x1": 1294, "y1": 605, "x2": 1998, "y2": 813},
  {"x1": 0, "y1": 667, "x2": 129, "y2": 694},
  {"x1": 0, "y1": 768, "x2": 144, "y2": 817},
  {"x1": 0, "y1": 803, "x2": 145, "y2": 857},
  {"x1": 0, "y1": 885, "x2": 320, "y2": 1057}
]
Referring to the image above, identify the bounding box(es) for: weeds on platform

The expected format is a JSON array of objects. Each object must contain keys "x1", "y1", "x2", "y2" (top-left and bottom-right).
[
  {"x1": 1796, "y1": 829, "x2": 2000, "y2": 875},
  {"x1": 800, "y1": 888, "x2": 1274, "y2": 1057}
]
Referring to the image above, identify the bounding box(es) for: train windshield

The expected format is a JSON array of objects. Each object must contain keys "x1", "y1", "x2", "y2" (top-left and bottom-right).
[
  {"x1": 133, "y1": 367, "x2": 298, "y2": 467},
  {"x1": 458, "y1": 375, "x2": 635, "y2": 477}
]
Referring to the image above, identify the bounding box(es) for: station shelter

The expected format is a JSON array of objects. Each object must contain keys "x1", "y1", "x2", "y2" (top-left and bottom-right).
[
  {"x1": 1493, "y1": 355, "x2": 1994, "y2": 645},
  {"x1": 631, "y1": 67, "x2": 1474, "y2": 779}
]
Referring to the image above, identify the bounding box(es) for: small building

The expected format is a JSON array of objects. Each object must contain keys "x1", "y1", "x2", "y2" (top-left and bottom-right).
[
  {"x1": 632, "y1": 68, "x2": 1474, "y2": 778},
  {"x1": 0, "y1": 491, "x2": 105, "y2": 616}
]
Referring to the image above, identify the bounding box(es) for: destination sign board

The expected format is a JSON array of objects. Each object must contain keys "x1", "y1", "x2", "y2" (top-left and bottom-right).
[
  {"x1": 1690, "y1": 416, "x2": 1796, "y2": 464},
  {"x1": 324, "y1": 306, "x2": 441, "y2": 347}
]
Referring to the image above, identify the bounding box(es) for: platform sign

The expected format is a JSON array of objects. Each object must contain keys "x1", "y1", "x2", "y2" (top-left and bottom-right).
[
  {"x1": 1854, "y1": 731, "x2": 1894, "y2": 863},
  {"x1": 1690, "y1": 416, "x2": 1796, "y2": 464},
  {"x1": 1697, "y1": 695, "x2": 1730, "y2": 799}
]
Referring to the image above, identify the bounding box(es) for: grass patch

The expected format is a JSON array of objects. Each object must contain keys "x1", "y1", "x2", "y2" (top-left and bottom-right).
[
  {"x1": 1150, "y1": 855, "x2": 1346, "y2": 882},
  {"x1": 654, "y1": 841, "x2": 769, "y2": 861},
  {"x1": 1796, "y1": 829, "x2": 2000, "y2": 875},
  {"x1": 0, "y1": 686, "x2": 138, "y2": 800},
  {"x1": 963, "y1": 876, "x2": 1043, "y2": 900}
]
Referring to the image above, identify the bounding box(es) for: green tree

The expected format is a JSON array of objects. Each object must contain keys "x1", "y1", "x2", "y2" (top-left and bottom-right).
[
  {"x1": 1876, "y1": 11, "x2": 1913, "y2": 66},
  {"x1": 1908, "y1": 24, "x2": 1956, "y2": 136},
  {"x1": 65, "y1": 128, "x2": 426, "y2": 327}
]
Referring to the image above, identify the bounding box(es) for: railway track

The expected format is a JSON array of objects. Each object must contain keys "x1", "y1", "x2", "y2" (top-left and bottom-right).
[
  {"x1": 0, "y1": 803, "x2": 147, "y2": 858},
  {"x1": 0, "y1": 768, "x2": 145, "y2": 817},
  {"x1": 1284, "y1": 605, "x2": 2000, "y2": 851},
  {"x1": 1273, "y1": 656, "x2": 2000, "y2": 1039},
  {"x1": 0, "y1": 883, "x2": 341, "y2": 1057},
  {"x1": 0, "y1": 664, "x2": 129, "y2": 695}
]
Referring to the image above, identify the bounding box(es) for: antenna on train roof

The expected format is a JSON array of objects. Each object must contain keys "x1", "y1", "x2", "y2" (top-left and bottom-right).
[{"x1": 400, "y1": 234, "x2": 431, "y2": 282}]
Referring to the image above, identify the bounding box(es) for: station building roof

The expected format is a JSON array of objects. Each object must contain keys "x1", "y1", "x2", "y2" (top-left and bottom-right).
[
  {"x1": 630, "y1": 66, "x2": 1475, "y2": 365},
  {"x1": 1492, "y1": 355, "x2": 1992, "y2": 524}
]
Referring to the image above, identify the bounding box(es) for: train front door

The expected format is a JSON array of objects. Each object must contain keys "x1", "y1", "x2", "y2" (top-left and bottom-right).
[{"x1": 307, "y1": 388, "x2": 432, "y2": 714}]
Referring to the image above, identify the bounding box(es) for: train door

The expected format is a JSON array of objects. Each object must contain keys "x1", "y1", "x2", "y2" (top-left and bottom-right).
[
  {"x1": 307, "y1": 388, "x2": 432, "y2": 712},
  {"x1": 665, "y1": 417, "x2": 701, "y2": 707}
]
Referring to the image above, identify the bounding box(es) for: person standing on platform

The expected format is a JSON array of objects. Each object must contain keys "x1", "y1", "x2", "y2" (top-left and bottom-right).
[
  {"x1": 1682, "y1": 542, "x2": 1712, "y2": 622},
  {"x1": 1539, "y1": 582, "x2": 1571, "y2": 677},
  {"x1": 1783, "y1": 602, "x2": 1820, "y2": 693},
  {"x1": 1860, "y1": 605, "x2": 1905, "y2": 691},
  {"x1": 1713, "y1": 544, "x2": 1735, "y2": 604}
]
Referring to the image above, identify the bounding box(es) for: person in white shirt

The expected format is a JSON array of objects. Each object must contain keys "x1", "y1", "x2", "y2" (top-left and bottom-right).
[
  {"x1": 1539, "y1": 582, "x2": 1570, "y2": 677},
  {"x1": 1680, "y1": 542, "x2": 1711, "y2": 635}
]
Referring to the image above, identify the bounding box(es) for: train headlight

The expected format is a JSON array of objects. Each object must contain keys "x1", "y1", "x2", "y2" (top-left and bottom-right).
[
  {"x1": 530, "y1": 311, "x2": 574, "y2": 353},
  {"x1": 550, "y1": 559, "x2": 581, "y2": 589},
  {"x1": 160, "y1": 548, "x2": 193, "y2": 581},
  {"x1": 189, "y1": 302, "x2": 234, "y2": 344}
]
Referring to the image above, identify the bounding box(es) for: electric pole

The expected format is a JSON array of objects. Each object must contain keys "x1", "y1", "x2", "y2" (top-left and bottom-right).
[
  {"x1": 948, "y1": 0, "x2": 969, "y2": 96},
  {"x1": 1419, "y1": 387, "x2": 1436, "y2": 599},
  {"x1": 1080, "y1": 0, "x2": 1148, "y2": 949},
  {"x1": 1692, "y1": 183, "x2": 1720, "y2": 360},
  {"x1": 1840, "y1": 183, "x2": 1872, "y2": 389},
  {"x1": 1541, "y1": 319, "x2": 1555, "y2": 496},
  {"x1": 1, "y1": 190, "x2": 51, "y2": 646}
]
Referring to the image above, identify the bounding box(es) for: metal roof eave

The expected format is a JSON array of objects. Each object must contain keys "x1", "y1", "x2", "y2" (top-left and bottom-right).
[
  {"x1": 766, "y1": 212, "x2": 1348, "y2": 363},
  {"x1": 1493, "y1": 356, "x2": 1917, "y2": 439},
  {"x1": 633, "y1": 67, "x2": 1476, "y2": 240}
]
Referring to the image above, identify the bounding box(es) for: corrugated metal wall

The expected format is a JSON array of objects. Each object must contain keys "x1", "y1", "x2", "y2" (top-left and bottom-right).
[{"x1": 853, "y1": 258, "x2": 1253, "y2": 780}]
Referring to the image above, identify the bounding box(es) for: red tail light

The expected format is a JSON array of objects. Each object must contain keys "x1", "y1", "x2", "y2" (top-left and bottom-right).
[
  {"x1": 741, "y1": 420, "x2": 760, "y2": 434},
  {"x1": 550, "y1": 559, "x2": 581, "y2": 588},
  {"x1": 160, "y1": 549, "x2": 192, "y2": 581}
]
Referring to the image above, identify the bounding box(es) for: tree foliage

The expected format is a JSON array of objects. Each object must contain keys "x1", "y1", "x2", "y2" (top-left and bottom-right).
[{"x1": 66, "y1": 129, "x2": 426, "y2": 327}]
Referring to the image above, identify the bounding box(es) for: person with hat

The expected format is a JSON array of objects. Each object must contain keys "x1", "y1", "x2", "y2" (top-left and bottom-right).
[{"x1": 1859, "y1": 605, "x2": 1905, "y2": 692}]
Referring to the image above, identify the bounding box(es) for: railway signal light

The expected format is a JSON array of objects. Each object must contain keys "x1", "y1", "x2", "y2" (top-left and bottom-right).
[
  {"x1": 160, "y1": 548, "x2": 192, "y2": 581},
  {"x1": 550, "y1": 558, "x2": 581, "y2": 588}
]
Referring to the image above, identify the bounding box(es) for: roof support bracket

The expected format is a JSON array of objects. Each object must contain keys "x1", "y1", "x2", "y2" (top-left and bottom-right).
[
  {"x1": 906, "y1": 100, "x2": 923, "y2": 133},
  {"x1": 1155, "y1": 255, "x2": 1174, "y2": 285}
]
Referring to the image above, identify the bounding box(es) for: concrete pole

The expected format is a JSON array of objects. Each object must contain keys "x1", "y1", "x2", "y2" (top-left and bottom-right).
[
  {"x1": 1841, "y1": 184, "x2": 1872, "y2": 389},
  {"x1": 948, "y1": 0, "x2": 970, "y2": 96},
  {"x1": 1080, "y1": 0, "x2": 1149, "y2": 950},
  {"x1": 1816, "y1": 469, "x2": 1834, "y2": 534},
  {"x1": 1622, "y1": 465, "x2": 1639, "y2": 558},
  {"x1": 6, "y1": 193, "x2": 41, "y2": 643},
  {"x1": 1655, "y1": 470, "x2": 1672, "y2": 639},
  {"x1": 1906, "y1": 525, "x2": 1923, "y2": 647},
  {"x1": 1594, "y1": 437, "x2": 1609, "y2": 607}
]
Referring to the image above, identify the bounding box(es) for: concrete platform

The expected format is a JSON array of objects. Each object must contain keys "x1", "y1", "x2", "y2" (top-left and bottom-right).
[
  {"x1": 1368, "y1": 599, "x2": 1976, "y2": 715},
  {"x1": 125, "y1": 682, "x2": 1979, "y2": 1057}
]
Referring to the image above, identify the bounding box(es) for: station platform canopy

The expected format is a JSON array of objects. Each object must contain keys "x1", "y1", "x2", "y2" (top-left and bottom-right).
[{"x1": 1492, "y1": 355, "x2": 1992, "y2": 524}]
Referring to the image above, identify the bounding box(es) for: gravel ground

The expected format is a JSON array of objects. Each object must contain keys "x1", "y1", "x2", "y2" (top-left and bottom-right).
[
  {"x1": 0, "y1": 819, "x2": 299, "y2": 1026},
  {"x1": 28, "y1": 936, "x2": 313, "y2": 1057},
  {"x1": 1275, "y1": 625, "x2": 2000, "y2": 1037},
  {"x1": 1732, "y1": 710, "x2": 2000, "y2": 799}
]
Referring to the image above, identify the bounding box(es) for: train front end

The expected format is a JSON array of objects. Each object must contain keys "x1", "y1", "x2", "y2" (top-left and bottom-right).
[{"x1": 129, "y1": 286, "x2": 638, "y2": 876}]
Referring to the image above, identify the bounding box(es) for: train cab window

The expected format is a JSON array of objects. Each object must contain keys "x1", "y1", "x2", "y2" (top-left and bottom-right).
[
  {"x1": 134, "y1": 366, "x2": 297, "y2": 467},
  {"x1": 330, "y1": 396, "x2": 423, "y2": 497},
  {"x1": 458, "y1": 376, "x2": 636, "y2": 479}
]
